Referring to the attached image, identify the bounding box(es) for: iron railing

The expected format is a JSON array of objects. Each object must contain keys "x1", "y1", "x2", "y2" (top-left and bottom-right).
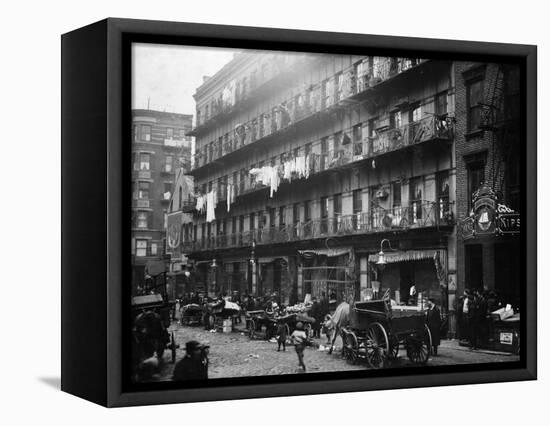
[
  {"x1": 193, "y1": 115, "x2": 452, "y2": 206},
  {"x1": 182, "y1": 201, "x2": 453, "y2": 253},
  {"x1": 192, "y1": 57, "x2": 427, "y2": 169}
]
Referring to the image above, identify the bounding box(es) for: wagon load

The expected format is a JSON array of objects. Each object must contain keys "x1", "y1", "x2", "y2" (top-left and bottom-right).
[
  {"x1": 203, "y1": 300, "x2": 242, "y2": 330},
  {"x1": 180, "y1": 303, "x2": 203, "y2": 326},
  {"x1": 285, "y1": 302, "x2": 312, "y2": 314}
]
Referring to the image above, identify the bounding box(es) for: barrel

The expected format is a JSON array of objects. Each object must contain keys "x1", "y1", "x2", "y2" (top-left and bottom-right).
[{"x1": 222, "y1": 318, "x2": 232, "y2": 333}]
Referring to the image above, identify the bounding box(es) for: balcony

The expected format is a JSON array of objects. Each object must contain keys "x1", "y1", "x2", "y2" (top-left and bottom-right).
[
  {"x1": 185, "y1": 201, "x2": 454, "y2": 253},
  {"x1": 202, "y1": 115, "x2": 453, "y2": 205},
  {"x1": 189, "y1": 55, "x2": 314, "y2": 136},
  {"x1": 191, "y1": 57, "x2": 431, "y2": 172}
]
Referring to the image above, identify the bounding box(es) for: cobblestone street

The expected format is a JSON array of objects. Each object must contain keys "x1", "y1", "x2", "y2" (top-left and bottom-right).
[{"x1": 153, "y1": 321, "x2": 519, "y2": 381}]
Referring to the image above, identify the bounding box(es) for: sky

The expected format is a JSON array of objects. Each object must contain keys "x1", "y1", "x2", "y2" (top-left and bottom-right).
[{"x1": 132, "y1": 43, "x2": 238, "y2": 122}]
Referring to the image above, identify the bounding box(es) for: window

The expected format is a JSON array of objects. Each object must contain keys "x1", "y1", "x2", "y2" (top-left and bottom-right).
[
  {"x1": 352, "y1": 189, "x2": 362, "y2": 230},
  {"x1": 165, "y1": 155, "x2": 173, "y2": 173},
  {"x1": 179, "y1": 129, "x2": 186, "y2": 138},
  {"x1": 303, "y1": 200, "x2": 311, "y2": 237},
  {"x1": 178, "y1": 186, "x2": 182, "y2": 207},
  {"x1": 410, "y1": 105, "x2": 422, "y2": 123},
  {"x1": 437, "y1": 171, "x2": 450, "y2": 220},
  {"x1": 409, "y1": 177, "x2": 423, "y2": 223},
  {"x1": 136, "y1": 240, "x2": 147, "y2": 257},
  {"x1": 305, "y1": 142, "x2": 312, "y2": 157},
  {"x1": 138, "y1": 182, "x2": 150, "y2": 199},
  {"x1": 322, "y1": 79, "x2": 333, "y2": 108},
  {"x1": 139, "y1": 125, "x2": 151, "y2": 141},
  {"x1": 239, "y1": 215, "x2": 245, "y2": 232},
  {"x1": 392, "y1": 182, "x2": 402, "y2": 225},
  {"x1": 279, "y1": 206, "x2": 286, "y2": 227},
  {"x1": 139, "y1": 153, "x2": 150, "y2": 170},
  {"x1": 435, "y1": 91, "x2": 448, "y2": 117},
  {"x1": 467, "y1": 79, "x2": 484, "y2": 131},
  {"x1": 166, "y1": 128, "x2": 174, "y2": 139},
  {"x1": 392, "y1": 182, "x2": 402, "y2": 208},
  {"x1": 136, "y1": 212, "x2": 148, "y2": 229},
  {"x1": 163, "y1": 210, "x2": 168, "y2": 228},
  {"x1": 320, "y1": 137, "x2": 328, "y2": 170},
  {"x1": 249, "y1": 213, "x2": 255, "y2": 231},
  {"x1": 353, "y1": 125, "x2": 363, "y2": 155},
  {"x1": 269, "y1": 208, "x2": 276, "y2": 227},
  {"x1": 320, "y1": 196, "x2": 329, "y2": 234},
  {"x1": 293, "y1": 203, "x2": 300, "y2": 224},
  {"x1": 304, "y1": 201, "x2": 311, "y2": 222},
  {"x1": 150, "y1": 242, "x2": 158, "y2": 256},
  {"x1": 201, "y1": 223, "x2": 206, "y2": 243},
  {"x1": 163, "y1": 181, "x2": 172, "y2": 195},
  {"x1": 333, "y1": 193, "x2": 342, "y2": 231},
  {"x1": 335, "y1": 72, "x2": 344, "y2": 101},
  {"x1": 390, "y1": 110, "x2": 402, "y2": 129},
  {"x1": 231, "y1": 217, "x2": 237, "y2": 235}
]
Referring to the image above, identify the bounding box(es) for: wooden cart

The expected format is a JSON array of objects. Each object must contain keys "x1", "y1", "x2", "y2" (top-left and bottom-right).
[
  {"x1": 245, "y1": 309, "x2": 278, "y2": 340},
  {"x1": 340, "y1": 298, "x2": 432, "y2": 369}
]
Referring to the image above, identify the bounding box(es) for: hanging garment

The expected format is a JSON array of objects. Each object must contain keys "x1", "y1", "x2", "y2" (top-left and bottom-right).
[
  {"x1": 269, "y1": 166, "x2": 281, "y2": 198},
  {"x1": 227, "y1": 183, "x2": 232, "y2": 212},
  {"x1": 206, "y1": 190, "x2": 216, "y2": 223},
  {"x1": 195, "y1": 195, "x2": 206, "y2": 213}
]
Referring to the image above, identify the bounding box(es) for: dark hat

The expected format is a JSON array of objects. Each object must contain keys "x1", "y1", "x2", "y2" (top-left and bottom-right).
[{"x1": 185, "y1": 340, "x2": 202, "y2": 352}]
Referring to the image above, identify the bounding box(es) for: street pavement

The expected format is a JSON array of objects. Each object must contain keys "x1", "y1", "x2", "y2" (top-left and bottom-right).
[{"x1": 152, "y1": 320, "x2": 519, "y2": 381}]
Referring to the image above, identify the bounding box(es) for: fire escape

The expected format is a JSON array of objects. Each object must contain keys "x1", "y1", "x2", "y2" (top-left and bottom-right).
[{"x1": 478, "y1": 65, "x2": 520, "y2": 205}]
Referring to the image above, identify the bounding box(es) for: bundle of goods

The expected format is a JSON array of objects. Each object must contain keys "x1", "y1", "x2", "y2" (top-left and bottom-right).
[{"x1": 285, "y1": 302, "x2": 312, "y2": 314}]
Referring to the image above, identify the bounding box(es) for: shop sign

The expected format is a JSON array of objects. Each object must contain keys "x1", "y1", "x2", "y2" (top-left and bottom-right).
[
  {"x1": 460, "y1": 184, "x2": 520, "y2": 239},
  {"x1": 500, "y1": 332, "x2": 513, "y2": 345}
]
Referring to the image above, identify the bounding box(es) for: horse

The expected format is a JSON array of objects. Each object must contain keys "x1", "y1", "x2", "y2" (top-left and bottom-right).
[{"x1": 326, "y1": 301, "x2": 351, "y2": 354}]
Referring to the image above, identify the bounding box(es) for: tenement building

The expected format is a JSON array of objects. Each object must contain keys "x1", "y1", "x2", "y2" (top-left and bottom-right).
[
  {"x1": 131, "y1": 109, "x2": 193, "y2": 295},
  {"x1": 455, "y1": 62, "x2": 521, "y2": 315},
  {"x1": 184, "y1": 52, "x2": 457, "y2": 313}
]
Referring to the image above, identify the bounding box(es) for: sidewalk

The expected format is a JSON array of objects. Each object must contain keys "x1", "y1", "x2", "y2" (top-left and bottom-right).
[{"x1": 440, "y1": 339, "x2": 516, "y2": 357}]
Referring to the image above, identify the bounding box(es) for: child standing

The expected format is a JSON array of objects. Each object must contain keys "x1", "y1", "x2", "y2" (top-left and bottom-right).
[{"x1": 291, "y1": 322, "x2": 308, "y2": 372}]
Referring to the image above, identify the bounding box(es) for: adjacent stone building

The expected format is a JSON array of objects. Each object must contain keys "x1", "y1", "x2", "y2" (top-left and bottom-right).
[{"x1": 131, "y1": 109, "x2": 193, "y2": 294}]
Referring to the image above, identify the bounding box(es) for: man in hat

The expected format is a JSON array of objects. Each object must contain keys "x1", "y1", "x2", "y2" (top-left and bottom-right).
[
  {"x1": 426, "y1": 299, "x2": 442, "y2": 355},
  {"x1": 172, "y1": 340, "x2": 209, "y2": 381}
]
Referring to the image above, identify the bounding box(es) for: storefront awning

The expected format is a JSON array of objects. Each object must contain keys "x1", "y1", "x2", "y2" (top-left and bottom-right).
[
  {"x1": 299, "y1": 248, "x2": 352, "y2": 258},
  {"x1": 368, "y1": 249, "x2": 441, "y2": 264},
  {"x1": 257, "y1": 256, "x2": 288, "y2": 264}
]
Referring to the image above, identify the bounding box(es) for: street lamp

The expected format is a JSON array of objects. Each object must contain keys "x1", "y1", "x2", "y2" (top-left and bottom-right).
[
  {"x1": 250, "y1": 240, "x2": 257, "y2": 295},
  {"x1": 376, "y1": 238, "x2": 394, "y2": 270},
  {"x1": 211, "y1": 258, "x2": 218, "y2": 298}
]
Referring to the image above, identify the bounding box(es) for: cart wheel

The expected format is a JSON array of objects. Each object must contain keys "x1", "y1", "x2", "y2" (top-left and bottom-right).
[
  {"x1": 388, "y1": 334, "x2": 400, "y2": 360},
  {"x1": 365, "y1": 322, "x2": 389, "y2": 369},
  {"x1": 170, "y1": 331, "x2": 176, "y2": 363},
  {"x1": 248, "y1": 319, "x2": 256, "y2": 339},
  {"x1": 406, "y1": 324, "x2": 432, "y2": 364},
  {"x1": 343, "y1": 331, "x2": 359, "y2": 364}
]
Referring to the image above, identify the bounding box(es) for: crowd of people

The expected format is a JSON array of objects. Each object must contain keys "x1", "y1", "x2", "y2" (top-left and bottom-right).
[{"x1": 456, "y1": 288, "x2": 504, "y2": 349}]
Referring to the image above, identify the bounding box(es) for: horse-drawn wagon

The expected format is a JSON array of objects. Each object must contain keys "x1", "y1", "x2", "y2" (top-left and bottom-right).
[
  {"x1": 340, "y1": 297, "x2": 432, "y2": 369},
  {"x1": 276, "y1": 312, "x2": 316, "y2": 338},
  {"x1": 131, "y1": 293, "x2": 178, "y2": 377},
  {"x1": 203, "y1": 299, "x2": 242, "y2": 330},
  {"x1": 245, "y1": 309, "x2": 278, "y2": 339}
]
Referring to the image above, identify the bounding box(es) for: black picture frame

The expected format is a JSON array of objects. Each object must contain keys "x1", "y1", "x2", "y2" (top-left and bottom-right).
[{"x1": 61, "y1": 18, "x2": 537, "y2": 407}]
